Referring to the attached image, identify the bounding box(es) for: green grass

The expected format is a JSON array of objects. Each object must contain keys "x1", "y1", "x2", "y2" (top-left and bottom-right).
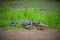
[
  {"x1": 0, "y1": 7, "x2": 60, "y2": 30},
  {"x1": 0, "y1": 2, "x2": 60, "y2": 30}
]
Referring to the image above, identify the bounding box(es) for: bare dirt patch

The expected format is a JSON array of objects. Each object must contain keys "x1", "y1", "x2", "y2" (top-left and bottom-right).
[{"x1": 0, "y1": 30, "x2": 60, "y2": 40}]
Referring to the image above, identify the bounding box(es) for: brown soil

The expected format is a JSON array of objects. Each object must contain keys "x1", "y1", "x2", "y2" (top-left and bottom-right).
[{"x1": 0, "y1": 30, "x2": 60, "y2": 40}]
